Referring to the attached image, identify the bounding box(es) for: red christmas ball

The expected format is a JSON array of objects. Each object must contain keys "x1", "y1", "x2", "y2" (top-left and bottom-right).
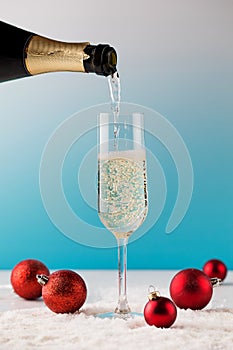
[
  {"x1": 144, "y1": 291, "x2": 177, "y2": 328},
  {"x1": 203, "y1": 259, "x2": 227, "y2": 281},
  {"x1": 37, "y1": 270, "x2": 87, "y2": 314},
  {"x1": 170, "y1": 268, "x2": 213, "y2": 310},
  {"x1": 11, "y1": 259, "x2": 50, "y2": 300}
]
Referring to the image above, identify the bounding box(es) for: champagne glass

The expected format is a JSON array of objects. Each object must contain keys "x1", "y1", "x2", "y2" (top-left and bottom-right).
[{"x1": 97, "y1": 112, "x2": 148, "y2": 318}]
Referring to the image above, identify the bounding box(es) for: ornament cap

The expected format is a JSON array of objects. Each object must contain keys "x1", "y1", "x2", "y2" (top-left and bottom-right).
[
  {"x1": 210, "y1": 277, "x2": 222, "y2": 287},
  {"x1": 36, "y1": 274, "x2": 49, "y2": 286},
  {"x1": 148, "y1": 285, "x2": 160, "y2": 300}
]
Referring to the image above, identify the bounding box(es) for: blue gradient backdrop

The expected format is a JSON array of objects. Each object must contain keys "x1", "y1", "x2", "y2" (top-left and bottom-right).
[{"x1": 0, "y1": 0, "x2": 232, "y2": 269}]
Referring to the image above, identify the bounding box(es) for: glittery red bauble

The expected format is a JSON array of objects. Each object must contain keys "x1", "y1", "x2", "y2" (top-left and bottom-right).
[
  {"x1": 11, "y1": 259, "x2": 50, "y2": 300},
  {"x1": 40, "y1": 270, "x2": 87, "y2": 314},
  {"x1": 203, "y1": 259, "x2": 227, "y2": 281},
  {"x1": 144, "y1": 296, "x2": 177, "y2": 328},
  {"x1": 170, "y1": 268, "x2": 213, "y2": 310}
]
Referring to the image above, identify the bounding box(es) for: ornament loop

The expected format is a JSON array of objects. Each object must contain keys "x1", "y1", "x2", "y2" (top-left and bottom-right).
[
  {"x1": 36, "y1": 274, "x2": 49, "y2": 286},
  {"x1": 210, "y1": 277, "x2": 222, "y2": 287},
  {"x1": 148, "y1": 285, "x2": 156, "y2": 294}
]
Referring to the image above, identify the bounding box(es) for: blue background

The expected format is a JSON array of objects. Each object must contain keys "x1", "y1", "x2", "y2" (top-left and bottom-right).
[{"x1": 0, "y1": 0, "x2": 232, "y2": 270}]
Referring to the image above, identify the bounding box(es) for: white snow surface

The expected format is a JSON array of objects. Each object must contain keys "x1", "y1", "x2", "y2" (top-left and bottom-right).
[{"x1": 0, "y1": 270, "x2": 232, "y2": 350}]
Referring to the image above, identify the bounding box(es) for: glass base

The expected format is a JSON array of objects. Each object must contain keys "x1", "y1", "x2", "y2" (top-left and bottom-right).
[{"x1": 95, "y1": 311, "x2": 143, "y2": 320}]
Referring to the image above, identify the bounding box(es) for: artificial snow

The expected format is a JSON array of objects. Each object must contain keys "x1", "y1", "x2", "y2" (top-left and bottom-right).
[{"x1": 0, "y1": 270, "x2": 232, "y2": 350}]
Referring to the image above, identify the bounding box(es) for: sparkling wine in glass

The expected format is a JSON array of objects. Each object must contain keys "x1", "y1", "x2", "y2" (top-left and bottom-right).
[{"x1": 97, "y1": 112, "x2": 148, "y2": 318}]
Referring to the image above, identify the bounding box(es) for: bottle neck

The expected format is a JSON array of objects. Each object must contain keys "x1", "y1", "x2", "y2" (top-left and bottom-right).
[
  {"x1": 25, "y1": 35, "x2": 90, "y2": 75},
  {"x1": 25, "y1": 35, "x2": 117, "y2": 77}
]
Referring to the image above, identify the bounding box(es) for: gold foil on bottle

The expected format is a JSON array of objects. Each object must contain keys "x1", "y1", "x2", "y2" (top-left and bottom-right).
[{"x1": 25, "y1": 35, "x2": 90, "y2": 75}]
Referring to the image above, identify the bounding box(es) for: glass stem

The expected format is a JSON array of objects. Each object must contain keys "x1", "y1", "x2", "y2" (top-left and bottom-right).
[{"x1": 115, "y1": 237, "x2": 131, "y2": 314}]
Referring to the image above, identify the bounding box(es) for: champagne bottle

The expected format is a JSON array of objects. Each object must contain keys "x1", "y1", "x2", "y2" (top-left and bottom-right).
[{"x1": 0, "y1": 21, "x2": 117, "y2": 83}]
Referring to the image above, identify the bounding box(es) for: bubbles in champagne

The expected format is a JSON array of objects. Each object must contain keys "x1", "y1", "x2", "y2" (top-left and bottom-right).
[{"x1": 98, "y1": 150, "x2": 148, "y2": 238}]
